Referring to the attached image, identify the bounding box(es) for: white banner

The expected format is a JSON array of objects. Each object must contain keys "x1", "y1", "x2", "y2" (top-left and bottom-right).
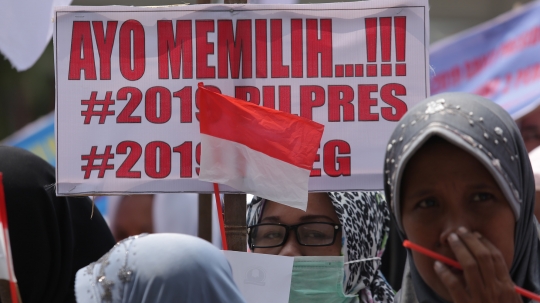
[{"x1": 54, "y1": 0, "x2": 430, "y2": 195}]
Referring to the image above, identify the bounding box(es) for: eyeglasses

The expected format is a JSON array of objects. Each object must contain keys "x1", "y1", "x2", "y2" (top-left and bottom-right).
[{"x1": 247, "y1": 222, "x2": 341, "y2": 249}]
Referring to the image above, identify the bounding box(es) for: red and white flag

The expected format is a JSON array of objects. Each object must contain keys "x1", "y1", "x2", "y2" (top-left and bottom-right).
[
  {"x1": 197, "y1": 83, "x2": 324, "y2": 210},
  {"x1": 0, "y1": 173, "x2": 20, "y2": 303}
]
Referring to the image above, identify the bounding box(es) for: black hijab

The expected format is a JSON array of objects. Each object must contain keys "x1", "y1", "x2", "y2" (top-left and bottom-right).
[
  {"x1": 0, "y1": 146, "x2": 115, "y2": 303},
  {"x1": 383, "y1": 93, "x2": 540, "y2": 302}
]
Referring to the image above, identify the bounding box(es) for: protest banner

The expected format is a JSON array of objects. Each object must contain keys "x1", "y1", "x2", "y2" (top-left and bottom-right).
[
  {"x1": 54, "y1": 0, "x2": 430, "y2": 196},
  {"x1": 430, "y1": 0, "x2": 540, "y2": 119}
]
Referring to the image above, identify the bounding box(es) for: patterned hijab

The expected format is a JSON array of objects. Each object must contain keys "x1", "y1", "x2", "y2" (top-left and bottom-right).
[
  {"x1": 247, "y1": 192, "x2": 394, "y2": 303},
  {"x1": 383, "y1": 93, "x2": 540, "y2": 302},
  {"x1": 75, "y1": 233, "x2": 246, "y2": 303}
]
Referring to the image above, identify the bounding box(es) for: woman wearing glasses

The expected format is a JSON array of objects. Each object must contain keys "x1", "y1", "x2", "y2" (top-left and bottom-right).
[{"x1": 246, "y1": 192, "x2": 395, "y2": 303}]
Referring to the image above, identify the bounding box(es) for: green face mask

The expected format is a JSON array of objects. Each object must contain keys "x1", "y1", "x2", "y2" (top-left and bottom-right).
[{"x1": 288, "y1": 256, "x2": 359, "y2": 303}]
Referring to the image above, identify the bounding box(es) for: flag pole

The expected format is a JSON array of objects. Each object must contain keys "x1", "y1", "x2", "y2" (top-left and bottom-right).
[
  {"x1": 213, "y1": 183, "x2": 228, "y2": 250},
  {"x1": 0, "y1": 174, "x2": 18, "y2": 303},
  {"x1": 198, "y1": 80, "x2": 247, "y2": 252}
]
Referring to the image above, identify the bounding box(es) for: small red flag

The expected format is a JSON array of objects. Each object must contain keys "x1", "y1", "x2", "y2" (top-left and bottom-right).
[
  {"x1": 0, "y1": 173, "x2": 20, "y2": 303},
  {"x1": 197, "y1": 83, "x2": 324, "y2": 210}
]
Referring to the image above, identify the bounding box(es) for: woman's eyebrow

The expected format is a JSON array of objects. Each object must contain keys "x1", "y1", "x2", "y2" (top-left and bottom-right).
[
  {"x1": 404, "y1": 189, "x2": 432, "y2": 200},
  {"x1": 259, "y1": 215, "x2": 337, "y2": 223},
  {"x1": 468, "y1": 183, "x2": 495, "y2": 190},
  {"x1": 260, "y1": 216, "x2": 281, "y2": 223},
  {"x1": 405, "y1": 183, "x2": 496, "y2": 200},
  {"x1": 299, "y1": 215, "x2": 337, "y2": 222}
]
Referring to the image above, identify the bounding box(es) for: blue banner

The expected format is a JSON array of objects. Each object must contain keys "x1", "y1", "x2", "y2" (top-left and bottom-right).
[
  {"x1": 430, "y1": 0, "x2": 540, "y2": 119},
  {"x1": 2, "y1": 113, "x2": 56, "y2": 165}
]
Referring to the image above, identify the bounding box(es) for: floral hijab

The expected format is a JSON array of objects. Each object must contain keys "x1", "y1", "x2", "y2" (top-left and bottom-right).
[
  {"x1": 75, "y1": 233, "x2": 246, "y2": 303},
  {"x1": 247, "y1": 192, "x2": 394, "y2": 303}
]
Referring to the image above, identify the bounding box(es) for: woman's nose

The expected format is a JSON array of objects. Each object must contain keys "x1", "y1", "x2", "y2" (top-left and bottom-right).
[
  {"x1": 438, "y1": 214, "x2": 471, "y2": 246},
  {"x1": 278, "y1": 232, "x2": 303, "y2": 256}
]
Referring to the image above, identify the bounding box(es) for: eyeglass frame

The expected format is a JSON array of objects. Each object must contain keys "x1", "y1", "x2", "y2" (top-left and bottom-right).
[{"x1": 247, "y1": 222, "x2": 342, "y2": 250}]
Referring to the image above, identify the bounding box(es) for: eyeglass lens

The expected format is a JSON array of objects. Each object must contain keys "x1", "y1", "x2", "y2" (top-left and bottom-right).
[{"x1": 250, "y1": 223, "x2": 337, "y2": 247}]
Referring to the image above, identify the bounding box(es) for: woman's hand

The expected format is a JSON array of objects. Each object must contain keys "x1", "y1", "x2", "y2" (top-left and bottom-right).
[{"x1": 434, "y1": 227, "x2": 523, "y2": 303}]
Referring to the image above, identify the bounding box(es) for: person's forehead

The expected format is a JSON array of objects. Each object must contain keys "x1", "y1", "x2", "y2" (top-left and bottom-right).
[
  {"x1": 400, "y1": 140, "x2": 513, "y2": 218},
  {"x1": 409, "y1": 138, "x2": 480, "y2": 167},
  {"x1": 261, "y1": 194, "x2": 338, "y2": 222},
  {"x1": 402, "y1": 138, "x2": 500, "y2": 191}
]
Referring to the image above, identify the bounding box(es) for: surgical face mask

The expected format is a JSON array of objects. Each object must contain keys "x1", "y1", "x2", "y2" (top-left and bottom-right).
[{"x1": 289, "y1": 256, "x2": 380, "y2": 303}]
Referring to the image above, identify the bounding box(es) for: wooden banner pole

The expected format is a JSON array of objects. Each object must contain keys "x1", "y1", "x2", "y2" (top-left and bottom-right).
[
  {"x1": 221, "y1": 0, "x2": 248, "y2": 254},
  {"x1": 223, "y1": 194, "x2": 247, "y2": 251},
  {"x1": 197, "y1": 0, "x2": 248, "y2": 252}
]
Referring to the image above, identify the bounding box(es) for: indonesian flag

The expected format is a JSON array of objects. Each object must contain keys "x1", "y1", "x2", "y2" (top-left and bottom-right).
[
  {"x1": 0, "y1": 173, "x2": 20, "y2": 303},
  {"x1": 197, "y1": 83, "x2": 324, "y2": 210}
]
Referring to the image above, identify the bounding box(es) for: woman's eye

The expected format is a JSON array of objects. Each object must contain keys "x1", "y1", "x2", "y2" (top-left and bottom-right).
[
  {"x1": 416, "y1": 199, "x2": 436, "y2": 208},
  {"x1": 262, "y1": 232, "x2": 282, "y2": 239},
  {"x1": 472, "y1": 193, "x2": 494, "y2": 202},
  {"x1": 305, "y1": 231, "x2": 326, "y2": 239}
]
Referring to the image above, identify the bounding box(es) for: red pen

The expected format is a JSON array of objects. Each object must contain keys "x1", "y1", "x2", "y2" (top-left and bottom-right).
[{"x1": 403, "y1": 240, "x2": 540, "y2": 302}]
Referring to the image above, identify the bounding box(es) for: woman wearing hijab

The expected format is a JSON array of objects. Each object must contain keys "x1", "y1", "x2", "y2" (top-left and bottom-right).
[
  {"x1": 246, "y1": 192, "x2": 394, "y2": 303},
  {"x1": 75, "y1": 233, "x2": 247, "y2": 303},
  {"x1": 0, "y1": 146, "x2": 116, "y2": 303},
  {"x1": 384, "y1": 93, "x2": 540, "y2": 302}
]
